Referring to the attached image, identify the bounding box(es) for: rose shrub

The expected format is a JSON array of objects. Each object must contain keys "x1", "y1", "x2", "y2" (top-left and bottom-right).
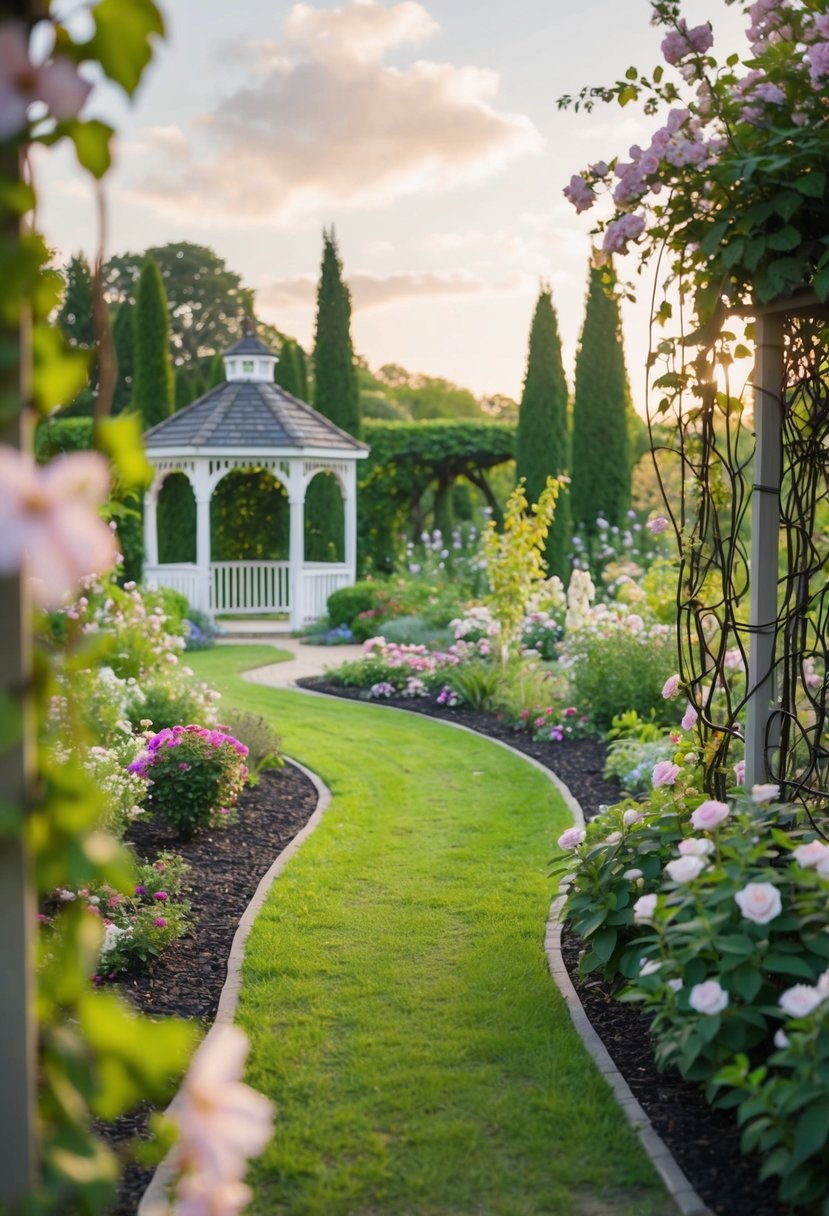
[{"x1": 130, "y1": 725, "x2": 249, "y2": 839}]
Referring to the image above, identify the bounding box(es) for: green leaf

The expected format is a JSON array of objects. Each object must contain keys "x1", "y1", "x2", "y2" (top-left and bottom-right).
[
  {"x1": 84, "y1": 0, "x2": 165, "y2": 97},
  {"x1": 97, "y1": 414, "x2": 153, "y2": 490},
  {"x1": 592, "y1": 926, "x2": 618, "y2": 963},
  {"x1": 32, "y1": 323, "x2": 90, "y2": 414},
  {"x1": 731, "y1": 964, "x2": 763, "y2": 1002},
  {"x1": 764, "y1": 952, "x2": 817, "y2": 979},
  {"x1": 813, "y1": 266, "x2": 829, "y2": 301},
  {"x1": 767, "y1": 225, "x2": 801, "y2": 252},
  {"x1": 794, "y1": 170, "x2": 827, "y2": 199},
  {"x1": 618, "y1": 85, "x2": 638, "y2": 106},
  {"x1": 67, "y1": 119, "x2": 114, "y2": 179}
]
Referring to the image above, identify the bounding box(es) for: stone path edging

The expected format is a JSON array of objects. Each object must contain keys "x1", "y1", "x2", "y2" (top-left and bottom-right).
[
  {"x1": 264, "y1": 680, "x2": 714, "y2": 1216},
  {"x1": 137, "y1": 757, "x2": 332, "y2": 1216}
]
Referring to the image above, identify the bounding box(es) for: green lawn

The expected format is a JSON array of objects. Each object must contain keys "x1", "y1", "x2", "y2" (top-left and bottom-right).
[{"x1": 189, "y1": 646, "x2": 669, "y2": 1216}]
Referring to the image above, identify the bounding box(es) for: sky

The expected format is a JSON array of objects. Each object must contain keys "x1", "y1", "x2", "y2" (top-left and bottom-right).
[{"x1": 38, "y1": 0, "x2": 748, "y2": 408}]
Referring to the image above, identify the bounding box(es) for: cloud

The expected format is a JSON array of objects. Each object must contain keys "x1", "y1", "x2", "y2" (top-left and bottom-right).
[
  {"x1": 256, "y1": 269, "x2": 513, "y2": 313},
  {"x1": 129, "y1": 0, "x2": 542, "y2": 225}
]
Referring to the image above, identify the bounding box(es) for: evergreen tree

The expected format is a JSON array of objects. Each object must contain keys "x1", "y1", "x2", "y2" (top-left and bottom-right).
[
  {"x1": 313, "y1": 228, "x2": 360, "y2": 437},
  {"x1": 208, "y1": 350, "x2": 225, "y2": 387},
  {"x1": 274, "y1": 339, "x2": 304, "y2": 397},
  {"x1": 112, "y1": 299, "x2": 134, "y2": 414},
  {"x1": 571, "y1": 262, "x2": 631, "y2": 538},
  {"x1": 294, "y1": 343, "x2": 309, "y2": 400},
  {"x1": 132, "y1": 256, "x2": 174, "y2": 429},
  {"x1": 57, "y1": 253, "x2": 95, "y2": 348},
  {"x1": 515, "y1": 288, "x2": 571, "y2": 578}
]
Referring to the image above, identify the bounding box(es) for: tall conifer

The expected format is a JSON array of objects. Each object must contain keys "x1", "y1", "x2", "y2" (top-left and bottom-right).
[
  {"x1": 313, "y1": 228, "x2": 360, "y2": 437},
  {"x1": 112, "y1": 300, "x2": 134, "y2": 414},
  {"x1": 274, "y1": 339, "x2": 304, "y2": 397},
  {"x1": 132, "y1": 257, "x2": 173, "y2": 429},
  {"x1": 571, "y1": 262, "x2": 631, "y2": 536},
  {"x1": 515, "y1": 287, "x2": 571, "y2": 578}
]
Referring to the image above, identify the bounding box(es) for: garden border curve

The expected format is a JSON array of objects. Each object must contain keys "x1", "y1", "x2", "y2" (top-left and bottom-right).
[
  {"x1": 137, "y1": 756, "x2": 332, "y2": 1216},
  {"x1": 286, "y1": 685, "x2": 714, "y2": 1216}
]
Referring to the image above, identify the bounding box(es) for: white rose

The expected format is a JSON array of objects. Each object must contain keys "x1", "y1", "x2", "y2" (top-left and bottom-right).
[
  {"x1": 623, "y1": 868, "x2": 643, "y2": 882},
  {"x1": 774, "y1": 1029, "x2": 790, "y2": 1049},
  {"x1": 667, "y1": 978, "x2": 683, "y2": 993},
  {"x1": 750, "y1": 783, "x2": 780, "y2": 803},
  {"x1": 794, "y1": 840, "x2": 829, "y2": 868},
  {"x1": 557, "y1": 826, "x2": 586, "y2": 850},
  {"x1": 665, "y1": 856, "x2": 706, "y2": 882},
  {"x1": 734, "y1": 882, "x2": 782, "y2": 925},
  {"x1": 633, "y1": 894, "x2": 658, "y2": 923},
  {"x1": 779, "y1": 984, "x2": 825, "y2": 1019},
  {"x1": 623, "y1": 809, "x2": 643, "y2": 828},
  {"x1": 689, "y1": 979, "x2": 729, "y2": 1015},
  {"x1": 678, "y1": 838, "x2": 715, "y2": 858}
]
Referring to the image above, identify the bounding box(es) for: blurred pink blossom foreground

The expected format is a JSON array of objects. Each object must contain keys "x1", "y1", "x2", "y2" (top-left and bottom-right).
[
  {"x1": 0, "y1": 446, "x2": 117, "y2": 607},
  {"x1": 0, "y1": 20, "x2": 91, "y2": 139},
  {"x1": 173, "y1": 1024, "x2": 274, "y2": 1216}
]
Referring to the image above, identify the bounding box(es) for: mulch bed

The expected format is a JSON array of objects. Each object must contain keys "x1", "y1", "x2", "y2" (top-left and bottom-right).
[
  {"x1": 299, "y1": 677, "x2": 796, "y2": 1216},
  {"x1": 102, "y1": 761, "x2": 320, "y2": 1216}
]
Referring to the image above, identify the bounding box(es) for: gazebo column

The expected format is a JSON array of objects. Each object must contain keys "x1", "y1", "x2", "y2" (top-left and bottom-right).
[
  {"x1": 288, "y1": 466, "x2": 305, "y2": 631},
  {"x1": 193, "y1": 466, "x2": 212, "y2": 617},
  {"x1": 745, "y1": 312, "x2": 785, "y2": 787},
  {"x1": 344, "y1": 463, "x2": 357, "y2": 580},
  {"x1": 143, "y1": 481, "x2": 159, "y2": 569}
]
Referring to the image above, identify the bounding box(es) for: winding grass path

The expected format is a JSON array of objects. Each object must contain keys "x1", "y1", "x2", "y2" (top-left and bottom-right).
[{"x1": 190, "y1": 647, "x2": 668, "y2": 1216}]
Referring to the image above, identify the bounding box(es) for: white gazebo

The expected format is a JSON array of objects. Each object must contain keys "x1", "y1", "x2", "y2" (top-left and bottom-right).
[{"x1": 142, "y1": 324, "x2": 369, "y2": 629}]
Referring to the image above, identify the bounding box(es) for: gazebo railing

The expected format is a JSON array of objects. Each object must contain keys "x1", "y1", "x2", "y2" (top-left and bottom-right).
[
  {"x1": 210, "y1": 561, "x2": 291, "y2": 615},
  {"x1": 144, "y1": 563, "x2": 200, "y2": 607},
  {"x1": 301, "y1": 563, "x2": 352, "y2": 625}
]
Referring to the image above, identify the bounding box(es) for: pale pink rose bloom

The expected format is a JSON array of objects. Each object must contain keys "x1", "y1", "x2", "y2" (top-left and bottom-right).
[
  {"x1": 661, "y1": 674, "x2": 681, "y2": 699},
  {"x1": 678, "y1": 837, "x2": 714, "y2": 858},
  {"x1": 0, "y1": 21, "x2": 91, "y2": 138},
  {"x1": 815, "y1": 855, "x2": 829, "y2": 880},
  {"x1": 750, "y1": 783, "x2": 780, "y2": 804},
  {"x1": 557, "y1": 826, "x2": 585, "y2": 850},
  {"x1": 665, "y1": 855, "x2": 706, "y2": 882},
  {"x1": 690, "y1": 800, "x2": 730, "y2": 831},
  {"x1": 734, "y1": 882, "x2": 782, "y2": 924},
  {"x1": 173, "y1": 1175, "x2": 251, "y2": 1216},
  {"x1": 733, "y1": 760, "x2": 746, "y2": 785},
  {"x1": 604, "y1": 831, "x2": 622, "y2": 845},
  {"x1": 623, "y1": 868, "x2": 643, "y2": 881},
  {"x1": 647, "y1": 515, "x2": 669, "y2": 535},
  {"x1": 792, "y1": 840, "x2": 829, "y2": 868},
  {"x1": 689, "y1": 979, "x2": 728, "y2": 1015},
  {"x1": 817, "y1": 970, "x2": 829, "y2": 997},
  {"x1": 778, "y1": 984, "x2": 825, "y2": 1020},
  {"x1": 774, "y1": 1029, "x2": 790, "y2": 1050},
  {"x1": 0, "y1": 447, "x2": 117, "y2": 607},
  {"x1": 633, "y1": 893, "x2": 657, "y2": 923},
  {"x1": 173, "y1": 1025, "x2": 274, "y2": 1188},
  {"x1": 667, "y1": 978, "x2": 683, "y2": 993},
  {"x1": 652, "y1": 760, "x2": 681, "y2": 788},
  {"x1": 681, "y1": 704, "x2": 698, "y2": 731},
  {"x1": 622, "y1": 809, "x2": 643, "y2": 827}
]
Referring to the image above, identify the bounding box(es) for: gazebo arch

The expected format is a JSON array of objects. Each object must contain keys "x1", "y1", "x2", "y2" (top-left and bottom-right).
[{"x1": 142, "y1": 322, "x2": 369, "y2": 629}]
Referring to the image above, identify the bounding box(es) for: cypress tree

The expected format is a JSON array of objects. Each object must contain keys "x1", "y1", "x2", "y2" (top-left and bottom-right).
[
  {"x1": 132, "y1": 257, "x2": 173, "y2": 429},
  {"x1": 274, "y1": 339, "x2": 303, "y2": 397},
  {"x1": 112, "y1": 299, "x2": 134, "y2": 414},
  {"x1": 571, "y1": 262, "x2": 631, "y2": 537},
  {"x1": 313, "y1": 228, "x2": 360, "y2": 437},
  {"x1": 208, "y1": 350, "x2": 225, "y2": 387},
  {"x1": 294, "y1": 343, "x2": 309, "y2": 400},
  {"x1": 515, "y1": 287, "x2": 571, "y2": 579}
]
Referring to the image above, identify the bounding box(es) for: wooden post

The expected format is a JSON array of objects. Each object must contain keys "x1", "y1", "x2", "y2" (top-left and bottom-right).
[{"x1": 745, "y1": 312, "x2": 785, "y2": 787}]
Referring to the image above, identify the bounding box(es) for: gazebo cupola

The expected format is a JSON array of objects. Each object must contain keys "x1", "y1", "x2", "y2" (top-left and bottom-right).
[
  {"x1": 141, "y1": 320, "x2": 369, "y2": 630},
  {"x1": 222, "y1": 316, "x2": 277, "y2": 383}
]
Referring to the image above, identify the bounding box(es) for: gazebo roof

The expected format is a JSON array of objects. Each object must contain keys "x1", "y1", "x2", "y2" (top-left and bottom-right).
[
  {"x1": 143, "y1": 380, "x2": 368, "y2": 454},
  {"x1": 223, "y1": 333, "x2": 274, "y2": 357}
]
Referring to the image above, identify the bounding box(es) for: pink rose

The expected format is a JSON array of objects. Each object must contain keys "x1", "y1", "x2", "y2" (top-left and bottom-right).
[
  {"x1": 792, "y1": 840, "x2": 829, "y2": 868},
  {"x1": 733, "y1": 760, "x2": 746, "y2": 785},
  {"x1": 652, "y1": 760, "x2": 681, "y2": 788},
  {"x1": 678, "y1": 838, "x2": 714, "y2": 858},
  {"x1": 750, "y1": 783, "x2": 779, "y2": 804},
  {"x1": 734, "y1": 882, "x2": 781, "y2": 924},
  {"x1": 681, "y1": 704, "x2": 698, "y2": 731},
  {"x1": 647, "y1": 516, "x2": 669, "y2": 535},
  {"x1": 662, "y1": 674, "x2": 681, "y2": 700},
  {"x1": 690, "y1": 800, "x2": 730, "y2": 831},
  {"x1": 689, "y1": 979, "x2": 729, "y2": 1015},
  {"x1": 557, "y1": 826, "x2": 585, "y2": 850}
]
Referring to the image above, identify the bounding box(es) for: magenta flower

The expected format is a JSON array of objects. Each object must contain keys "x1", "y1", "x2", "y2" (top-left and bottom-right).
[
  {"x1": 154, "y1": 917, "x2": 167, "y2": 928},
  {"x1": 154, "y1": 890, "x2": 168, "y2": 902},
  {"x1": 647, "y1": 516, "x2": 669, "y2": 535}
]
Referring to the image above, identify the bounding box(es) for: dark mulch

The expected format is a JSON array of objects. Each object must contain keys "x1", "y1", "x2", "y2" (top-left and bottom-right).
[
  {"x1": 299, "y1": 677, "x2": 796, "y2": 1216},
  {"x1": 102, "y1": 762, "x2": 319, "y2": 1216}
]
